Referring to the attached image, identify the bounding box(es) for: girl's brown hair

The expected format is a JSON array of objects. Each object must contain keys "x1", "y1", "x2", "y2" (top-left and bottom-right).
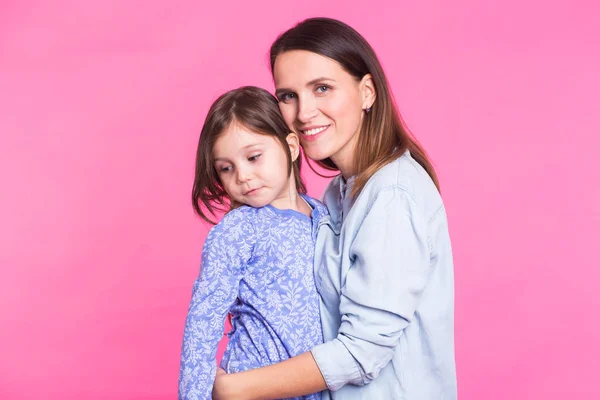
[
  {"x1": 270, "y1": 17, "x2": 439, "y2": 196},
  {"x1": 192, "y1": 86, "x2": 306, "y2": 224}
]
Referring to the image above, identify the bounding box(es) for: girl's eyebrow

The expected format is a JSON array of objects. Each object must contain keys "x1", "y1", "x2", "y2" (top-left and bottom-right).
[
  {"x1": 275, "y1": 77, "x2": 335, "y2": 97},
  {"x1": 241, "y1": 143, "x2": 263, "y2": 151}
]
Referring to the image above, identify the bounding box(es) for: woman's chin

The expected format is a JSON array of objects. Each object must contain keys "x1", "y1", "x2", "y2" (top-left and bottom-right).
[{"x1": 302, "y1": 148, "x2": 331, "y2": 162}]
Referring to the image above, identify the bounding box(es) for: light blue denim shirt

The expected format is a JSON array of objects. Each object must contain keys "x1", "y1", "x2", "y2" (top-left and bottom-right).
[{"x1": 310, "y1": 151, "x2": 457, "y2": 399}]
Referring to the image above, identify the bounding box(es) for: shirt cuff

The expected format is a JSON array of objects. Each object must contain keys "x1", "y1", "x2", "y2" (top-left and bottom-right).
[{"x1": 311, "y1": 338, "x2": 363, "y2": 391}]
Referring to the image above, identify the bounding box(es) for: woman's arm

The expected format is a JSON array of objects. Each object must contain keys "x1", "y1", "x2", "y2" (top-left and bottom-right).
[
  {"x1": 212, "y1": 352, "x2": 326, "y2": 400},
  {"x1": 310, "y1": 187, "x2": 431, "y2": 389}
]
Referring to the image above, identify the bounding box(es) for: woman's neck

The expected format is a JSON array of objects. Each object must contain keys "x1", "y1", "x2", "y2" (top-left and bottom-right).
[{"x1": 329, "y1": 139, "x2": 358, "y2": 180}]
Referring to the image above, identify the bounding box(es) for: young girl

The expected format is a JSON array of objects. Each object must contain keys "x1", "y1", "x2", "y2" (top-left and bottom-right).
[
  {"x1": 178, "y1": 86, "x2": 328, "y2": 400},
  {"x1": 212, "y1": 18, "x2": 457, "y2": 400}
]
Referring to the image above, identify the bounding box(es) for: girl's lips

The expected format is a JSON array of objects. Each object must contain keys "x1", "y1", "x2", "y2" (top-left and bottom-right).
[{"x1": 244, "y1": 187, "x2": 263, "y2": 196}]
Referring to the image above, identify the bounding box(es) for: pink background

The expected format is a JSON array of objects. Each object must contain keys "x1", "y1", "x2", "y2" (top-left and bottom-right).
[{"x1": 1, "y1": 1, "x2": 599, "y2": 399}]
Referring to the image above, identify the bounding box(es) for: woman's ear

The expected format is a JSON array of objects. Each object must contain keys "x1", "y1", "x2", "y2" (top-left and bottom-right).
[
  {"x1": 286, "y1": 132, "x2": 301, "y2": 162},
  {"x1": 360, "y1": 73, "x2": 376, "y2": 110}
]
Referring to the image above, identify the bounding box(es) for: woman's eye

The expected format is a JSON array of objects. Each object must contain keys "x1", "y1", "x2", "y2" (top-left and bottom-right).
[
  {"x1": 279, "y1": 93, "x2": 296, "y2": 102},
  {"x1": 316, "y1": 85, "x2": 330, "y2": 93},
  {"x1": 248, "y1": 154, "x2": 262, "y2": 162},
  {"x1": 219, "y1": 166, "x2": 232, "y2": 173}
]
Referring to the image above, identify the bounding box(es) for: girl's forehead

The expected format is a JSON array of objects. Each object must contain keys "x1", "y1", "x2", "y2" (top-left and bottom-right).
[
  {"x1": 213, "y1": 125, "x2": 277, "y2": 158},
  {"x1": 220, "y1": 123, "x2": 270, "y2": 143}
]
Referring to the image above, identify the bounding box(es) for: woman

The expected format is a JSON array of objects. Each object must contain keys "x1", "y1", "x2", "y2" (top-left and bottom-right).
[{"x1": 213, "y1": 17, "x2": 457, "y2": 400}]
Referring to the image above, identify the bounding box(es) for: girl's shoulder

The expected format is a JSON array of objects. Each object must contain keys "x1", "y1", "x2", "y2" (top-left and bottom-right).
[
  {"x1": 203, "y1": 206, "x2": 258, "y2": 265},
  {"x1": 209, "y1": 205, "x2": 258, "y2": 238},
  {"x1": 220, "y1": 204, "x2": 257, "y2": 223}
]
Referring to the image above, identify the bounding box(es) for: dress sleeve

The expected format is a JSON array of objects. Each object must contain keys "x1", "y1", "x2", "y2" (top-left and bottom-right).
[{"x1": 178, "y1": 210, "x2": 255, "y2": 400}]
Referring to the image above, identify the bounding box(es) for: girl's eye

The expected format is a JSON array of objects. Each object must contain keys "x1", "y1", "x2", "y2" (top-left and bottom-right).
[
  {"x1": 316, "y1": 85, "x2": 330, "y2": 93},
  {"x1": 218, "y1": 166, "x2": 232, "y2": 173},
  {"x1": 278, "y1": 93, "x2": 296, "y2": 103},
  {"x1": 248, "y1": 154, "x2": 262, "y2": 162}
]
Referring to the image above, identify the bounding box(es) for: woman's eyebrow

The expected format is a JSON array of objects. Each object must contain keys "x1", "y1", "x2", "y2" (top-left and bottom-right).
[{"x1": 275, "y1": 77, "x2": 336, "y2": 96}]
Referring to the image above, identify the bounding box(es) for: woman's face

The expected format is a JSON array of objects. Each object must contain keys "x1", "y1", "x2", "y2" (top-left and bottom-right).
[{"x1": 273, "y1": 50, "x2": 373, "y2": 177}]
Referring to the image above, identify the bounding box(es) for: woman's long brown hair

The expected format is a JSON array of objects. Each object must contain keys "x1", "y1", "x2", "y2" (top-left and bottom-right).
[{"x1": 270, "y1": 17, "x2": 439, "y2": 196}]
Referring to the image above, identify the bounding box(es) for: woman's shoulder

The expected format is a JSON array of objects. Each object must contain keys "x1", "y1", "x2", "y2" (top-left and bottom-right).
[
  {"x1": 371, "y1": 151, "x2": 438, "y2": 193},
  {"x1": 357, "y1": 151, "x2": 443, "y2": 215}
]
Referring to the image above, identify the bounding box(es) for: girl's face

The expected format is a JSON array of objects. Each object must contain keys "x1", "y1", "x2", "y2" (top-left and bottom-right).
[
  {"x1": 212, "y1": 123, "x2": 300, "y2": 209},
  {"x1": 273, "y1": 50, "x2": 375, "y2": 177}
]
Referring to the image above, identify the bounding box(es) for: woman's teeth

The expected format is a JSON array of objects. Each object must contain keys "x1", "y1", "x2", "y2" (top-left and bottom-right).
[{"x1": 302, "y1": 126, "x2": 328, "y2": 136}]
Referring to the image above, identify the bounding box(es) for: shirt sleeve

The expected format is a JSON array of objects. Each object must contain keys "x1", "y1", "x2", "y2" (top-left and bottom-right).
[
  {"x1": 178, "y1": 211, "x2": 255, "y2": 400},
  {"x1": 311, "y1": 187, "x2": 431, "y2": 390}
]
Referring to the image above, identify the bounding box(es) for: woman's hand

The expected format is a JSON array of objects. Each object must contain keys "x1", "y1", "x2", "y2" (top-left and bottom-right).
[
  {"x1": 213, "y1": 368, "x2": 243, "y2": 400},
  {"x1": 211, "y1": 352, "x2": 327, "y2": 400}
]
